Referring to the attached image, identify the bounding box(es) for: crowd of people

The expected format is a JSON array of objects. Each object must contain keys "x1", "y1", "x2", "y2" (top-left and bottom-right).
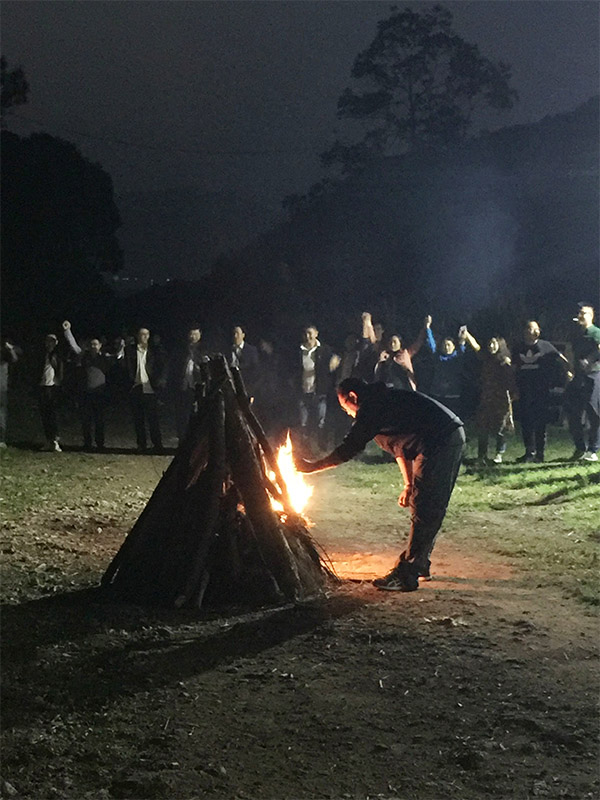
[
  {"x1": 0, "y1": 303, "x2": 599, "y2": 464},
  {"x1": 1, "y1": 301, "x2": 598, "y2": 594}
]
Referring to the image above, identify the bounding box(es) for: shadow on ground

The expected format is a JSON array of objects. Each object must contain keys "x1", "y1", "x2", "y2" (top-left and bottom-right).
[{"x1": 2, "y1": 587, "x2": 365, "y2": 729}]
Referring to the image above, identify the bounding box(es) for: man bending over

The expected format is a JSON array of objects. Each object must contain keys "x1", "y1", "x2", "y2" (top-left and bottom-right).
[{"x1": 295, "y1": 378, "x2": 465, "y2": 592}]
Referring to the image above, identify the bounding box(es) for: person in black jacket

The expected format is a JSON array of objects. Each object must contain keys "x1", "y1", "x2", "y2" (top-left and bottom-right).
[
  {"x1": 293, "y1": 325, "x2": 340, "y2": 452},
  {"x1": 0, "y1": 337, "x2": 21, "y2": 448},
  {"x1": 566, "y1": 303, "x2": 600, "y2": 461},
  {"x1": 171, "y1": 324, "x2": 209, "y2": 442},
  {"x1": 513, "y1": 320, "x2": 565, "y2": 463},
  {"x1": 123, "y1": 327, "x2": 167, "y2": 453},
  {"x1": 229, "y1": 325, "x2": 260, "y2": 398},
  {"x1": 62, "y1": 320, "x2": 120, "y2": 451},
  {"x1": 38, "y1": 333, "x2": 65, "y2": 452},
  {"x1": 295, "y1": 379, "x2": 465, "y2": 591}
]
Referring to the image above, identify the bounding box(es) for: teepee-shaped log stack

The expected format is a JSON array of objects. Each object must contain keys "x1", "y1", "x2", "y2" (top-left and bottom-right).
[{"x1": 102, "y1": 356, "x2": 333, "y2": 609}]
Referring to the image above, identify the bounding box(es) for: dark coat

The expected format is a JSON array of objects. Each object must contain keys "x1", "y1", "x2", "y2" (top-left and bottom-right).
[
  {"x1": 170, "y1": 342, "x2": 209, "y2": 393},
  {"x1": 291, "y1": 342, "x2": 336, "y2": 397},
  {"x1": 123, "y1": 344, "x2": 167, "y2": 391},
  {"x1": 229, "y1": 342, "x2": 260, "y2": 395},
  {"x1": 39, "y1": 349, "x2": 64, "y2": 386}
]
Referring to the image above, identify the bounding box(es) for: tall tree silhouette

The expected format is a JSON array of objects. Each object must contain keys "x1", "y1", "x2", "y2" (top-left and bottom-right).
[
  {"x1": 1, "y1": 56, "x2": 29, "y2": 125},
  {"x1": 1, "y1": 131, "x2": 123, "y2": 337},
  {"x1": 1, "y1": 58, "x2": 123, "y2": 337},
  {"x1": 323, "y1": 5, "x2": 517, "y2": 171}
]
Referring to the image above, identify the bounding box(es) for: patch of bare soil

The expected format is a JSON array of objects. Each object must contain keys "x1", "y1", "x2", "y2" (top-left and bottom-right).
[{"x1": 1, "y1": 474, "x2": 599, "y2": 799}]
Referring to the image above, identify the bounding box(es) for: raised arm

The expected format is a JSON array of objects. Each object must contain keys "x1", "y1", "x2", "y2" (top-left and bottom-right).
[
  {"x1": 361, "y1": 312, "x2": 377, "y2": 345},
  {"x1": 62, "y1": 320, "x2": 82, "y2": 355},
  {"x1": 407, "y1": 315, "x2": 432, "y2": 357},
  {"x1": 459, "y1": 326, "x2": 480, "y2": 352}
]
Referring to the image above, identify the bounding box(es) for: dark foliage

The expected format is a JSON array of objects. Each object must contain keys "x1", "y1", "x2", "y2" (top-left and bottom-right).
[
  {"x1": 0, "y1": 56, "x2": 29, "y2": 119},
  {"x1": 322, "y1": 5, "x2": 517, "y2": 172},
  {"x1": 1, "y1": 130, "x2": 123, "y2": 339}
]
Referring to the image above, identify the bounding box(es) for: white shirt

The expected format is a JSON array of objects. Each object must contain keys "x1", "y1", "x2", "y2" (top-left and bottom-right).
[
  {"x1": 135, "y1": 346, "x2": 154, "y2": 394},
  {"x1": 183, "y1": 355, "x2": 195, "y2": 390},
  {"x1": 40, "y1": 356, "x2": 57, "y2": 387},
  {"x1": 301, "y1": 341, "x2": 319, "y2": 394},
  {"x1": 231, "y1": 340, "x2": 245, "y2": 369}
]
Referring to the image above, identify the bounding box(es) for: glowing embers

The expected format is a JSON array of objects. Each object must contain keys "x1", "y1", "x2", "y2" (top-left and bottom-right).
[{"x1": 269, "y1": 432, "x2": 313, "y2": 517}]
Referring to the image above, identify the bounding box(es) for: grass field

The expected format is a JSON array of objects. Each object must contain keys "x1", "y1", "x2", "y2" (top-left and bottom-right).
[
  {"x1": 1, "y1": 421, "x2": 598, "y2": 605},
  {"x1": 1, "y1": 418, "x2": 599, "y2": 800}
]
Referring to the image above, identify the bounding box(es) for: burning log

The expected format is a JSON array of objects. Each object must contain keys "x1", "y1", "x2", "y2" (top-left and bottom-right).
[{"x1": 102, "y1": 356, "x2": 334, "y2": 608}]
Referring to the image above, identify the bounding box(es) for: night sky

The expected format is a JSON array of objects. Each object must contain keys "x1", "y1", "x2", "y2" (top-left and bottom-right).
[{"x1": 3, "y1": 1, "x2": 599, "y2": 210}]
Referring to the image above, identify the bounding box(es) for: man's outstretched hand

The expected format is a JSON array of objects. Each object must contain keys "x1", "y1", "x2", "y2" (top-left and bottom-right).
[
  {"x1": 294, "y1": 456, "x2": 316, "y2": 474},
  {"x1": 398, "y1": 485, "x2": 413, "y2": 507}
]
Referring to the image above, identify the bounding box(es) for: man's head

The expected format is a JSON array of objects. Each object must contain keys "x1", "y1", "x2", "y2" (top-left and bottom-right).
[
  {"x1": 387, "y1": 334, "x2": 402, "y2": 353},
  {"x1": 259, "y1": 338, "x2": 273, "y2": 355},
  {"x1": 136, "y1": 328, "x2": 150, "y2": 347},
  {"x1": 90, "y1": 338, "x2": 102, "y2": 355},
  {"x1": 302, "y1": 326, "x2": 319, "y2": 349},
  {"x1": 441, "y1": 338, "x2": 456, "y2": 355},
  {"x1": 337, "y1": 378, "x2": 367, "y2": 418},
  {"x1": 577, "y1": 304, "x2": 594, "y2": 328},
  {"x1": 188, "y1": 325, "x2": 202, "y2": 345},
  {"x1": 232, "y1": 326, "x2": 245, "y2": 347},
  {"x1": 488, "y1": 337, "x2": 500, "y2": 355},
  {"x1": 344, "y1": 333, "x2": 359, "y2": 352},
  {"x1": 45, "y1": 334, "x2": 58, "y2": 353},
  {"x1": 524, "y1": 320, "x2": 540, "y2": 345}
]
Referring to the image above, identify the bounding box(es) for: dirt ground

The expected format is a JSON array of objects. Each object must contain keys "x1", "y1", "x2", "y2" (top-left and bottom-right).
[{"x1": 1, "y1": 464, "x2": 599, "y2": 800}]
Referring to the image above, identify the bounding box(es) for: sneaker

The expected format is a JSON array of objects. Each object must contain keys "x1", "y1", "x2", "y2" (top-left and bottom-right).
[
  {"x1": 492, "y1": 453, "x2": 503, "y2": 464},
  {"x1": 516, "y1": 453, "x2": 535, "y2": 463},
  {"x1": 373, "y1": 563, "x2": 419, "y2": 592},
  {"x1": 568, "y1": 449, "x2": 585, "y2": 461},
  {"x1": 52, "y1": 440, "x2": 62, "y2": 452},
  {"x1": 581, "y1": 451, "x2": 599, "y2": 462},
  {"x1": 418, "y1": 562, "x2": 432, "y2": 581}
]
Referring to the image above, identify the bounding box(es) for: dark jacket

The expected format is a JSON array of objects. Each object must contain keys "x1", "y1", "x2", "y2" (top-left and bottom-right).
[
  {"x1": 170, "y1": 342, "x2": 209, "y2": 393},
  {"x1": 325, "y1": 384, "x2": 463, "y2": 465},
  {"x1": 123, "y1": 344, "x2": 167, "y2": 391},
  {"x1": 39, "y1": 349, "x2": 64, "y2": 387},
  {"x1": 229, "y1": 342, "x2": 260, "y2": 395},
  {"x1": 292, "y1": 342, "x2": 336, "y2": 397},
  {"x1": 513, "y1": 339, "x2": 561, "y2": 401}
]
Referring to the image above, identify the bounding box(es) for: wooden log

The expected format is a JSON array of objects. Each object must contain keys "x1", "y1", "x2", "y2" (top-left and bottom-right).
[
  {"x1": 102, "y1": 385, "x2": 215, "y2": 599},
  {"x1": 174, "y1": 388, "x2": 227, "y2": 608},
  {"x1": 102, "y1": 355, "x2": 326, "y2": 608},
  {"x1": 230, "y1": 367, "x2": 294, "y2": 514},
  {"x1": 214, "y1": 361, "x2": 306, "y2": 601}
]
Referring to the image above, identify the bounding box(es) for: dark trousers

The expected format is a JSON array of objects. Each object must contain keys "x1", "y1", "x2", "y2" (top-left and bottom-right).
[
  {"x1": 298, "y1": 392, "x2": 329, "y2": 451},
  {"x1": 477, "y1": 430, "x2": 506, "y2": 459},
  {"x1": 568, "y1": 405, "x2": 600, "y2": 453},
  {"x1": 130, "y1": 386, "x2": 162, "y2": 450},
  {"x1": 39, "y1": 386, "x2": 59, "y2": 442},
  {"x1": 520, "y1": 400, "x2": 546, "y2": 457},
  {"x1": 175, "y1": 388, "x2": 196, "y2": 441},
  {"x1": 400, "y1": 427, "x2": 465, "y2": 571},
  {"x1": 0, "y1": 384, "x2": 7, "y2": 445},
  {"x1": 81, "y1": 389, "x2": 106, "y2": 448}
]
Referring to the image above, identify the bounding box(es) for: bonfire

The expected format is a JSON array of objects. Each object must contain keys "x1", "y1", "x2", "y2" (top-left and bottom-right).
[{"x1": 102, "y1": 356, "x2": 333, "y2": 609}]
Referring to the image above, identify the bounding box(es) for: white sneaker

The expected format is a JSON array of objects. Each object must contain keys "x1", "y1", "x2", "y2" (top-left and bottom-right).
[
  {"x1": 581, "y1": 451, "x2": 598, "y2": 462},
  {"x1": 492, "y1": 453, "x2": 503, "y2": 464},
  {"x1": 52, "y1": 440, "x2": 62, "y2": 453}
]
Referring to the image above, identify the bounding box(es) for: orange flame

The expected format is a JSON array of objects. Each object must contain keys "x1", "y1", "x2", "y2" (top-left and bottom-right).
[{"x1": 269, "y1": 433, "x2": 313, "y2": 516}]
